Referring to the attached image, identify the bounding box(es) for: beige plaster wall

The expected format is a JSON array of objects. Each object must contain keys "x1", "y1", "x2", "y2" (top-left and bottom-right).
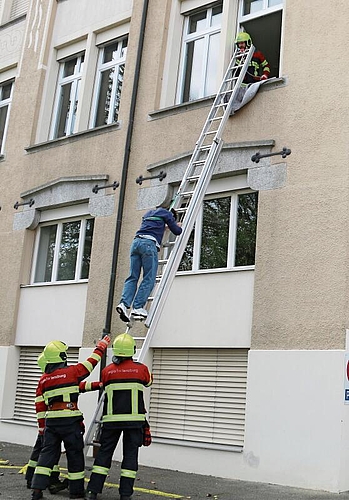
[{"x1": 1, "y1": 0, "x2": 349, "y2": 354}]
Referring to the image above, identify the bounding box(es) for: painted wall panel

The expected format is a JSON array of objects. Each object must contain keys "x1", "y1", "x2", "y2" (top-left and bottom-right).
[{"x1": 15, "y1": 283, "x2": 88, "y2": 346}]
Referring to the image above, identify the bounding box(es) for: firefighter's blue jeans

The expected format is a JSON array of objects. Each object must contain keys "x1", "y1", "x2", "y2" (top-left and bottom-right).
[{"x1": 121, "y1": 237, "x2": 158, "y2": 309}]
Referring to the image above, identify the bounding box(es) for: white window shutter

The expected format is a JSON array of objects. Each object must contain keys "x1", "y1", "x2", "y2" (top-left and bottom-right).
[
  {"x1": 9, "y1": 0, "x2": 29, "y2": 20},
  {"x1": 14, "y1": 346, "x2": 80, "y2": 423},
  {"x1": 149, "y1": 348, "x2": 248, "y2": 448}
]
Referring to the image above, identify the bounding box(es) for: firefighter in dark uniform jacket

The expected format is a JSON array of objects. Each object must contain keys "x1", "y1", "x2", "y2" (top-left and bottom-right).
[
  {"x1": 30, "y1": 336, "x2": 110, "y2": 500},
  {"x1": 85, "y1": 333, "x2": 153, "y2": 500}
]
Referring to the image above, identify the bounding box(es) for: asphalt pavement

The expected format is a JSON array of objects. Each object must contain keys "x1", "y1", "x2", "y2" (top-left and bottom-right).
[{"x1": 1, "y1": 441, "x2": 349, "y2": 500}]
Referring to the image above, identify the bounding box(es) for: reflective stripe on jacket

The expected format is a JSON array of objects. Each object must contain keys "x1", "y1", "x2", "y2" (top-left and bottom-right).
[{"x1": 101, "y1": 358, "x2": 153, "y2": 424}]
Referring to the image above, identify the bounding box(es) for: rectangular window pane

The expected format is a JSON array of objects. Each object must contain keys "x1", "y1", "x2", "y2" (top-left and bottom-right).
[
  {"x1": 268, "y1": 0, "x2": 282, "y2": 6},
  {"x1": 56, "y1": 82, "x2": 72, "y2": 138},
  {"x1": 95, "y1": 69, "x2": 114, "y2": 126},
  {"x1": 178, "y1": 228, "x2": 195, "y2": 271},
  {"x1": 103, "y1": 42, "x2": 118, "y2": 63},
  {"x1": 188, "y1": 10, "x2": 207, "y2": 34},
  {"x1": 200, "y1": 197, "x2": 230, "y2": 269},
  {"x1": 2, "y1": 82, "x2": 12, "y2": 100},
  {"x1": 34, "y1": 225, "x2": 57, "y2": 283},
  {"x1": 0, "y1": 105, "x2": 8, "y2": 152},
  {"x1": 80, "y1": 218, "x2": 95, "y2": 279},
  {"x1": 70, "y1": 79, "x2": 80, "y2": 133},
  {"x1": 243, "y1": 0, "x2": 263, "y2": 15},
  {"x1": 182, "y1": 38, "x2": 205, "y2": 102},
  {"x1": 211, "y1": 5, "x2": 223, "y2": 26},
  {"x1": 63, "y1": 57, "x2": 78, "y2": 78},
  {"x1": 114, "y1": 64, "x2": 124, "y2": 122},
  {"x1": 205, "y1": 32, "x2": 220, "y2": 96},
  {"x1": 235, "y1": 192, "x2": 258, "y2": 266},
  {"x1": 57, "y1": 220, "x2": 81, "y2": 281}
]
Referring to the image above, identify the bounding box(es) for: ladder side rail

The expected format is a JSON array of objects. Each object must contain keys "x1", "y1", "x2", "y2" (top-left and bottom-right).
[
  {"x1": 203, "y1": 46, "x2": 250, "y2": 123},
  {"x1": 84, "y1": 391, "x2": 105, "y2": 454},
  {"x1": 214, "y1": 45, "x2": 255, "y2": 136},
  {"x1": 139, "y1": 140, "x2": 224, "y2": 362},
  {"x1": 171, "y1": 46, "x2": 254, "y2": 208}
]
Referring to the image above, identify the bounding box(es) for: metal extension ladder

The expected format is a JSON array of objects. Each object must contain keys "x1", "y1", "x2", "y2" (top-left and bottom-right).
[
  {"x1": 137, "y1": 43, "x2": 255, "y2": 358},
  {"x1": 84, "y1": 45, "x2": 255, "y2": 456}
]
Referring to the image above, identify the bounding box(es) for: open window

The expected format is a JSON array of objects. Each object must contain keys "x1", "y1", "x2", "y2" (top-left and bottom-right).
[
  {"x1": 90, "y1": 36, "x2": 128, "y2": 128},
  {"x1": 50, "y1": 53, "x2": 85, "y2": 139},
  {"x1": 237, "y1": 0, "x2": 283, "y2": 78}
]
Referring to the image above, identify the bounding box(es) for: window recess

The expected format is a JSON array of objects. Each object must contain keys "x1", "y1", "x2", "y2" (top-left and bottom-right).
[
  {"x1": 90, "y1": 36, "x2": 128, "y2": 128},
  {"x1": 179, "y1": 190, "x2": 258, "y2": 272},
  {"x1": 31, "y1": 216, "x2": 95, "y2": 284},
  {"x1": 238, "y1": 0, "x2": 283, "y2": 78},
  {"x1": 177, "y1": 2, "x2": 222, "y2": 103},
  {"x1": 50, "y1": 53, "x2": 85, "y2": 139}
]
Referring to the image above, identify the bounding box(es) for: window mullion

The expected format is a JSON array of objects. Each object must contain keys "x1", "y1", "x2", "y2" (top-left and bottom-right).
[
  {"x1": 227, "y1": 194, "x2": 236, "y2": 268},
  {"x1": 75, "y1": 219, "x2": 85, "y2": 280},
  {"x1": 176, "y1": 16, "x2": 190, "y2": 103},
  {"x1": 192, "y1": 209, "x2": 203, "y2": 271},
  {"x1": 66, "y1": 79, "x2": 77, "y2": 135},
  {"x1": 107, "y1": 65, "x2": 119, "y2": 124},
  {"x1": 30, "y1": 226, "x2": 42, "y2": 284},
  {"x1": 90, "y1": 50, "x2": 104, "y2": 128},
  {"x1": 202, "y1": 34, "x2": 210, "y2": 97},
  {"x1": 52, "y1": 223, "x2": 62, "y2": 282},
  {"x1": 230, "y1": 194, "x2": 238, "y2": 268}
]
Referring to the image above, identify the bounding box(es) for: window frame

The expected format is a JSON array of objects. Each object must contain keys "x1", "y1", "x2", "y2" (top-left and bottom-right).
[
  {"x1": 237, "y1": 0, "x2": 284, "y2": 79},
  {"x1": 0, "y1": 78, "x2": 14, "y2": 154},
  {"x1": 238, "y1": 0, "x2": 283, "y2": 21},
  {"x1": 89, "y1": 35, "x2": 128, "y2": 129},
  {"x1": 178, "y1": 189, "x2": 258, "y2": 273},
  {"x1": 30, "y1": 214, "x2": 94, "y2": 285},
  {"x1": 176, "y1": 2, "x2": 223, "y2": 104},
  {"x1": 50, "y1": 52, "x2": 85, "y2": 140}
]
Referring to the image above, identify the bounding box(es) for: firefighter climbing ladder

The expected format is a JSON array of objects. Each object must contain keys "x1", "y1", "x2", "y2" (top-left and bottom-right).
[{"x1": 84, "y1": 44, "x2": 255, "y2": 456}]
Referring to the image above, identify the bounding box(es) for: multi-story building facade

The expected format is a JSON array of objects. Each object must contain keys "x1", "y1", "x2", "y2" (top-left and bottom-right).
[{"x1": 0, "y1": 0, "x2": 348, "y2": 493}]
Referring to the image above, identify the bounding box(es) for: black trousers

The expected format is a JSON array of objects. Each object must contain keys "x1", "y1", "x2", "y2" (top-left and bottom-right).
[
  {"x1": 31, "y1": 417, "x2": 85, "y2": 495},
  {"x1": 25, "y1": 434, "x2": 61, "y2": 486},
  {"x1": 87, "y1": 423, "x2": 143, "y2": 497}
]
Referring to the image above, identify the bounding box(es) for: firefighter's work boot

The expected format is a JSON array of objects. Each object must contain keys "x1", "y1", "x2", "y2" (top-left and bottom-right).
[
  {"x1": 31, "y1": 489, "x2": 43, "y2": 500},
  {"x1": 84, "y1": 491, "x2": 97, "y2": 500},
  {"x1": 48, "y1": 478, "x2": 69, "y2": 494}
]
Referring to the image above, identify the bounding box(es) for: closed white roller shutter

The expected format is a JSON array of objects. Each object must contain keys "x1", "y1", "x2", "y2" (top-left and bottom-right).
[
  {"x1": 14, "y1": 346, "x2": 80, "y2": 423},
  {"x1": 149, "y1": 348, "x2": 248, "y2": 448},
  {"x1": 9, "y1": 0, "x2": 29, "y2": 20}
]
